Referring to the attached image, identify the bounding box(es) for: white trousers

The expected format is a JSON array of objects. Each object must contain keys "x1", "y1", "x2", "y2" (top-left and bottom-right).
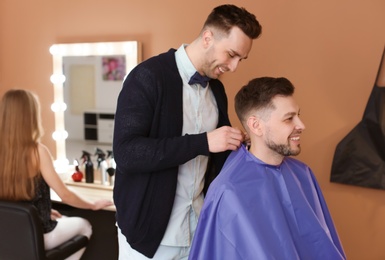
[
  {"x1": 117, "y1": 208, "x2": 197, "y2": 260},
  {"x1": 44, "y1": 216, "x2": 92, "y2": 260}
]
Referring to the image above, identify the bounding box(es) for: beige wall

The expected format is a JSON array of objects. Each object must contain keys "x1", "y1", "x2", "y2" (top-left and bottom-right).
[{"x1": 1, "y1": 0, "x2": 385, "y2": 258}]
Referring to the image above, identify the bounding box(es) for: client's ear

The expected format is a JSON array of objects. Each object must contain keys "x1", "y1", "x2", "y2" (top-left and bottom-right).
[{"x1": 246, "y1": 116, "x2": 263, "y2": 137}]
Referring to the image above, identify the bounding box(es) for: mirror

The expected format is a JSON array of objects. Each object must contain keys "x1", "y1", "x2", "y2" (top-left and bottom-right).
[{"x1": 50, "y1": 41, "x2": 141, "y2": 171}]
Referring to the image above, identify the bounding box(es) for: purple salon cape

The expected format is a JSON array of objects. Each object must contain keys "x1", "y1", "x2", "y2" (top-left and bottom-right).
[{"x1": 189, "y1": 145, "x2": 345, "y2": 260}]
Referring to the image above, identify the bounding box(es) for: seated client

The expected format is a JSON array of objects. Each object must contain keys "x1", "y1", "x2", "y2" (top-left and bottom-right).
[
  {"x1": 189, "y1": 77, "x2": 346, "y2": 260},
  {"x1": 0, "y1": 89, "x2": 113, "y2": 260}
]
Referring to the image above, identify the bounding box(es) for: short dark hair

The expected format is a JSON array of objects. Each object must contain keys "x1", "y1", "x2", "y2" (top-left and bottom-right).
[
  {"x1": 203, "y1": 4, "x2": 262, "y2": 39},
  {"x1": 235, "y1": 77, "x2": 295, "y2": 124}
]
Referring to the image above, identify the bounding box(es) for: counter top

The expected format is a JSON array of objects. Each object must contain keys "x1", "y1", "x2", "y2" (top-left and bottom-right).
[
  {"x1": 51, "y1": 179, "x2": 116, "y2": 211},
  {"x1": 64, "y1": 179, "x2": 113, "y2": 191}
]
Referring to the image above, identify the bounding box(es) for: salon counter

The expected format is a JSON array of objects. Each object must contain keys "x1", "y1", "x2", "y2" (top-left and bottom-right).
[
  {"x1": 50, "y1": 180, "x2": 116, "y2": 211},
  {"x1": 51, "y1": 180, "x2": 118, "y2": 259}
]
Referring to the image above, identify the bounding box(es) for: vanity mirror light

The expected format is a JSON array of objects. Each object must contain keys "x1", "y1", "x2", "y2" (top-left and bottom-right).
[{"x1": 50, "y1": 41, "x2": 141, "y2": 172}]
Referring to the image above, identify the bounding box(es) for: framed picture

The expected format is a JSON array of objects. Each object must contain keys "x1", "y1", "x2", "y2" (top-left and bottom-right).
[{"x1": 102, "y1": 56, "x2": 126, "y2": 81}]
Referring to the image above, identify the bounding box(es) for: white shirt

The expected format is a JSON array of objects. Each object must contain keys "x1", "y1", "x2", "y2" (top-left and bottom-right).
[{"x1": 160, "y1": 44, "x2": 219, "y2": 246}]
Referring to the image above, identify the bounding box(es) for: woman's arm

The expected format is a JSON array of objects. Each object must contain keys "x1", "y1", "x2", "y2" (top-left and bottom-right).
[{"x1": 38, "y1": 143, "x2": 113, "y2": 210}]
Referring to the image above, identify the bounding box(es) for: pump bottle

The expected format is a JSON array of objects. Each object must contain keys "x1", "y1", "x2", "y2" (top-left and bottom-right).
[
  {"x1": 95, "y1": 148, "x2": 108, "y2": 186},
  {"x1": 106, "y1": 150, "x2": 116, "y2": 186}
]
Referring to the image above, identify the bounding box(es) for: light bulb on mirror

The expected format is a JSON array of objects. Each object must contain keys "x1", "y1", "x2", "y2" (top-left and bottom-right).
[
  {"x1": 54, "y1": 158, "x2": 70, "y2": 175},
  {"x1": 51, "y1": 102, "x2": 67, "y2": 112},
  {"x1": 52, "y1": 130, "x2": 68, "y2": 141},
  {"x1": 50, "y1": 74, "x2": 66, "y2": 84}
]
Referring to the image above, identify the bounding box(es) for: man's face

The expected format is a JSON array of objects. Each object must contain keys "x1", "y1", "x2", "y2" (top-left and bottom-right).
[
  {"x1": 262, "y1": 95, "x2": 305, "y2": 157},
  {"x1": 202, "y1": 26, "x2": 253, "y2": 79}
]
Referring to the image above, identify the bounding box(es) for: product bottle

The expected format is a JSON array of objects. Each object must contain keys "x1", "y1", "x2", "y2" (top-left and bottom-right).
[
  {"x1": 95, "y1": 148, "x2": 108, "y2": 185},
  {"x1": 71, "y1": 160, "x2": 84, "y2": 182},
  {"x1": 106, "y1": 150, "x2": 116, "y2": 186},
  {"x1": 82, "y1": 150, "x2": 94, "y2": 183}
]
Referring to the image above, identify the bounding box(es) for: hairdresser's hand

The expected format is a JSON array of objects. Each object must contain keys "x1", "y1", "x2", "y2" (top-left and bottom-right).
[
  {"x1": 92, "y1": 199, "x2": 114, "y2": 210},
  {"x1": 207, "y1": 126, "x2": 243, "y2": 153},
  {"x1": 243, "y1": 131, "x2": 250, "y2": 147},
  {"x1": 51, "y1": 209, "x2": 62, "y2": 220}
]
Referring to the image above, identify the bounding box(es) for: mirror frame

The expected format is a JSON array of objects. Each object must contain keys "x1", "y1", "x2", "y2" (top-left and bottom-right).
[{"x1": 49, "y1": 41, "x2": 141, "y2": 172}]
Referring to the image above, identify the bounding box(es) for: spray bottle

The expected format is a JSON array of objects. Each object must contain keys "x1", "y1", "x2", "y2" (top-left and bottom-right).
[
  {"x1": 82, "y1": 150, "x2": 94, "y2": 183},
  {"x1": 106, "y1": 150, "x2": 116, "y2": 186},
  {"x1": 95, "y1": 148, "x2": 108, "y2": 186}
]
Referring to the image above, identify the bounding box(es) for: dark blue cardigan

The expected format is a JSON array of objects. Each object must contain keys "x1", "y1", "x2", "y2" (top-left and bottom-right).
[{"x1": 113, "y1": 49, "x2": 231, "y2": 258}]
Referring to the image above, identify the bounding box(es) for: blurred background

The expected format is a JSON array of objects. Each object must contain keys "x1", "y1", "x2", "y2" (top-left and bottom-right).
[{"x1": 1, "y1": 1, "x2": 384, "y2": 259}]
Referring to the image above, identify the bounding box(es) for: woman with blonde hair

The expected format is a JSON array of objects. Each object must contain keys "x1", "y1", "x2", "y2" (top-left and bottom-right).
[{"x1": 0, "y1": 89, "x2": 113, "y2": 260}]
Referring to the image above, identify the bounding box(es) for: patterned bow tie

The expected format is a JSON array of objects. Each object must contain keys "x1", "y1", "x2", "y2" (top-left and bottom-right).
[{"x1": 188, "y1": 72, "x2": 211, "y2": 87}]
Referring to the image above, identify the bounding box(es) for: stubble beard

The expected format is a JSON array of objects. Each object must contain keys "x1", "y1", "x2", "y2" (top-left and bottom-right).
[{"x1": 266, "y1": 139, "x2": 301, "y2": 157}]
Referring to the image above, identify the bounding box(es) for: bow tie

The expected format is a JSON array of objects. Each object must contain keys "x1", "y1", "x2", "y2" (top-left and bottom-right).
[{"x1": 188, "y1": 72, "x2": 210, "y2": 87}]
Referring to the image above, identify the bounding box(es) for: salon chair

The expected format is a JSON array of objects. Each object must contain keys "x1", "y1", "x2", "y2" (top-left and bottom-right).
[{"x1": 0, "y1": 200, "x2": 89, "y2": 260}]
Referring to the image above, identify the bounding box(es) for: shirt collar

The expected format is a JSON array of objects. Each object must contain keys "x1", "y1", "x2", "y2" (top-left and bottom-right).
[{"x1": 175, "y1": 44, "x2": 197, "y2": 83}]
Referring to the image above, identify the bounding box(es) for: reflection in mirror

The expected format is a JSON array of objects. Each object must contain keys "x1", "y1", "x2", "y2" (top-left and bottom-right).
[{"x1": 50, "y1": 41, "x2": 141, "y2": 172}]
